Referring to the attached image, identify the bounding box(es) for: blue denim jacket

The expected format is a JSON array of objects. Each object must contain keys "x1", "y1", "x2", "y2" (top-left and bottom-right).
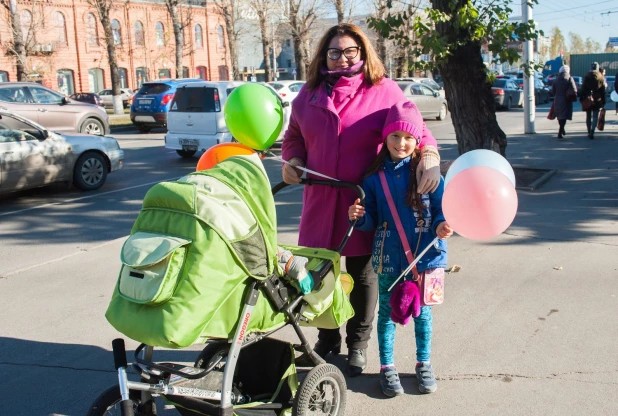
[{"x1": 354, "y1": 156, "x2": 448, "y2": 275}]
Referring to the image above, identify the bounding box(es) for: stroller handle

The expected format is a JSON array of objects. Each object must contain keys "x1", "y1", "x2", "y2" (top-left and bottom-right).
[{"x1": 271, "y1": 179, "x2": 366, "y2": 254}]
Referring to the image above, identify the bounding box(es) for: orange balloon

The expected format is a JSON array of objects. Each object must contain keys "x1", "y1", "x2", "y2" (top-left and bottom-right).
[{"x1": 196, "y1": 143, "x2": 257, "y2": 171}]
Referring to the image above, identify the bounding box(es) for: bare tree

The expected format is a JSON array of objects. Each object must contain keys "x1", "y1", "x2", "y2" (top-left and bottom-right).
[
  {"x1": 163, "y1": 0, "x2": 195, "y2": 79},
  {"x1": 249, "y1": 0, "x2": 275, "y2": 81},
  {"x1": 3, "y1": 0, "x2": 26, "y2": 81},
  {"x1": 287, "y1": 0, "x2": 321, "y2": 80},
  {"x1": 87, "y1": 0, "x2": 124, "y2": 114},
  {"x1": 212, "y1": 0, "x2": 243, "y2": 80},
  {"x1": 327, "y1": 0, "x2": 354, "y2": 24}
]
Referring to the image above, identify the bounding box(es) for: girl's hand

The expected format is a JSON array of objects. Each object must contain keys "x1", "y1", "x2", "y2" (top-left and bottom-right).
[
  {"x1": 437, "y1": 222, "x2": 453, "y2": 239},
  {"x1": 282, "y1": 157, "x2": 304, "y2": 184},
  {"x1": 348, "y1": 198, "x2": 365, "y2": 221}
]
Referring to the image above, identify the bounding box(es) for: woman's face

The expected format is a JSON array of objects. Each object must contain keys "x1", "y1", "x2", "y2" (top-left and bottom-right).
[{"x1": 326, "y1": 35, "x2": 361, "y2": 71}]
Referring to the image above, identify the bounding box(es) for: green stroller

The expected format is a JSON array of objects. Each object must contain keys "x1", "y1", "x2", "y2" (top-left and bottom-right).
[{"x1": 89, "y1": 153, "x2": 364, "y2": 416}]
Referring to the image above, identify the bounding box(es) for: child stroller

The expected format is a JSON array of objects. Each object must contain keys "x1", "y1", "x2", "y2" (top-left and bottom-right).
[{"x1": 89, "y1": 153, "x2": 364, "y2": 416}]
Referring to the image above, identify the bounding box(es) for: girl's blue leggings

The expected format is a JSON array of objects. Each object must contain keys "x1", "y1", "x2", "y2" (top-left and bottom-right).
[{"x1": 377, "y1": 273, "x2": 433, "y2": 365}]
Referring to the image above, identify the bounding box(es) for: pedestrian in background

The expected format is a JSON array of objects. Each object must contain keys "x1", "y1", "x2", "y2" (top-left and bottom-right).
[
  {"x1": 581, "y1": 62, "x2": 605, "y2": 139},
  {"x1": 615, "y1": 71, "x2": 618, "y2": 115},
  {"x1": 550, "y1": 65, "x2": 578, "y2": 139},
  {"x1": 282, "y1": 23, "x2": 442, "y2": 377}
]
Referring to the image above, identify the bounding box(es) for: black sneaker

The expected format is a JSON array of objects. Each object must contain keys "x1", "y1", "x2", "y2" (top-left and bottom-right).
[
  {"x1": 415, "y1": 363, "x2": 437, "y2": 394},
  {"x1": 347, "y1": 348, "x2": 366, "y2": 377},
  {"x1": 380, "y1": 366, "x2": 404, "y2": 397}
]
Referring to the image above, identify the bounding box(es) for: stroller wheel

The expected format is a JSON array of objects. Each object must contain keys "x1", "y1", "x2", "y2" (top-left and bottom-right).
[
  {"x1": 87, "y1": 384, "x2": 155, "y2": 416},
  {"x1": 194, "y1": 342, "x2": 229, "y2": 370},
  {"x1": 293, "y1": 364, "x2": 346, "y2": 416}
]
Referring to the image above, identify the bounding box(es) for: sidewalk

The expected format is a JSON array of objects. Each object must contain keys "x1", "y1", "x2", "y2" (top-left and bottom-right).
[{"x1": 309, "y1": 107, "x2": 618, "y2": 415}]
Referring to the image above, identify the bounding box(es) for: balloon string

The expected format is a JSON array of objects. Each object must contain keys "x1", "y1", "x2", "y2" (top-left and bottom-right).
[
  {"x1": 387, "y1": 236, "x2": 440, "y2": 292},
  {"x1": 263, "y1": 150, "x2": 340, "y2": 181}
]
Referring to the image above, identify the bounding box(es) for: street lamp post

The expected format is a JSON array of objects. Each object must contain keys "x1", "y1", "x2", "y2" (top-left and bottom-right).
[{"x1": 522, "y1": 0, "x2": 535, "y2": 134}]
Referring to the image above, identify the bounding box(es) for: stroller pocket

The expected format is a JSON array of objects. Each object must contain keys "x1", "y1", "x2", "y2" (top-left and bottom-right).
[{"x1": 117, "y1": 232, "x2": 191, "y2": 305}]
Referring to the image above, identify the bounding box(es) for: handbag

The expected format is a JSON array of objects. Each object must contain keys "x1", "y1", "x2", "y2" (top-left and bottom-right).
[
  {"x1": 581, "y1": 95, "x2": 594, "y2": 111},
  {"x1": 566, "y1": 88, "x2": 577, "y2": 103},
  {"x1": 378, "y1": 171, "x2": 444, "y2": 307},
  {"x1": 598, "y1": 108, "x2": 606, "y2": 131},
  {"x1": 547, "y1": 102, "x2": 556, "y2": 120}
]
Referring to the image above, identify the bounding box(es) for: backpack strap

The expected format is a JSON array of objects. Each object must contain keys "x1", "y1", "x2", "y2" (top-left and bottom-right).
[{"x1": 378, "y1": 170, "x2": 419, "y2": 280}]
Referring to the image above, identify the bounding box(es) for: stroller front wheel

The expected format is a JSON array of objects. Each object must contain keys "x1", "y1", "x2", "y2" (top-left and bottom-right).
[
  {"x1": 293, "y1": 363, "x2": 346, "y2": 416},
  {"x1": 87, "y1": 385, "x2": 154, "y2": 416}
]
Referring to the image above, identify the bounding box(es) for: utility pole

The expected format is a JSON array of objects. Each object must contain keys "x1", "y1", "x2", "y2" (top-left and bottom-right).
[
  {"x1": 522, "y1": 0, "x2": 535, "y2": 134},
  {"x1": 272, "y1": 17, "x2": 277, "y2": 81}
]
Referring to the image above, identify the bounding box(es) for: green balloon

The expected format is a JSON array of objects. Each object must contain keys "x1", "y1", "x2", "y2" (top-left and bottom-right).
[{"x1": 224, "y1": 84, "x2": 283, "y2": 151}]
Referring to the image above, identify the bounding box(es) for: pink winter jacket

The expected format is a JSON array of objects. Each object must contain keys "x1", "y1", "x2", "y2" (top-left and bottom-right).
[{"x1": 281, "y1": 73, "x2": 437, "y2": 256}]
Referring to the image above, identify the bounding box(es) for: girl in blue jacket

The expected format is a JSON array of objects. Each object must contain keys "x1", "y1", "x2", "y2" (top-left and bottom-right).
[{"x1": 348, "y1": 101, "x2": 453, "y2": 397}]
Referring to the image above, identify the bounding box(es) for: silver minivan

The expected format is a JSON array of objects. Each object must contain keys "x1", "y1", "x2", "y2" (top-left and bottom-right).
[{"x1": 165, "y1": 81, "x2": 290, "y2": 158}]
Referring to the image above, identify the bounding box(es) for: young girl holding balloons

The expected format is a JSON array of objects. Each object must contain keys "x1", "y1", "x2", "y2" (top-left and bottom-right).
[{"x1": 348, "y1": 101, "x2": 453, "y2": 397}]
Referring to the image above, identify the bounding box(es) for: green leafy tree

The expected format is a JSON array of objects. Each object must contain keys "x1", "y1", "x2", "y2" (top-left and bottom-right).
[{"x1": 371, "y1": 0, "x2": 541, "y2": 155}]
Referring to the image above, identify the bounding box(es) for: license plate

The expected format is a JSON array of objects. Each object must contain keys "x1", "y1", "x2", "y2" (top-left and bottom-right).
[
  {"x1": 139, "y1": 99, "x2": 152, "y2": 105},
  {"x1": 135, "y1": 116, "x2": 155, "y2": 122},
  {"x1": 182, "y1": 145, "x2": 198, "y2": 152},
  {"x1": 180, "y1": 139, "x2": 199, "y2": 146}
]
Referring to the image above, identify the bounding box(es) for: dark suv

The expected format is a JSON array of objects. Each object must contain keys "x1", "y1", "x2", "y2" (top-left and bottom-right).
[{"x1": 130, "y1": 78, "x2": 204, "y2": 133}]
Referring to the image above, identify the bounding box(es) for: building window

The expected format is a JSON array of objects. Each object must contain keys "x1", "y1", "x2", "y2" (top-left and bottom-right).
[
  {"x1": 54, "y1": 12, "x2": 67, "y2": 45},
  {"x1": 88, "y1": 68, "x2": 104, "y2": 93},
  {"x1": 57, "y1": 69, "x2": 74, "y2": 95},
  {"x1": 136, "y1": 67, "x2": 148, "y2": 87},
  {"x1": 194, "y1": 24, "x2": 203, "y2": 48},
  {"x1": 21, "y1": 10, "x2": 33, "y2": 43},
  {"x1": 111, "y1": 19, "x2": 122, "y2": 45},
  {"x1": 287, "y1": 59, "x2": 292, "y2": 68},
  {"x1": 217, "y1": 25, "x2": 225, "y2": 49},
  {"x1": 86, "y1": 13, "x2": 98, "y2": 46},
  {"x1": 218, "y1": 65, "x2": 229, "y2": 81},
  {"x1": 182, "y1": 66, "x2": 189, "y2": 78},
  {"x1": 155, "y1": 22, "x2": 165, "y2": 46},
  {"x1": 286, "y1": 39, "x2": 290, "y2": 47},
  {"x1": 158, "y1": 68, "x2": 171, "y2": 79},
  {"x1": 0, "y1": 71, "x2": 9, "y2": 82},
  {"x1": 134, "y1": 21, "x2": 145, "y2": 47},
  {"x1": 118, "y1": 68, "x2": 128, "y2": 88},
  {"x1": 196, "y1": 66, "x2": 207, "y2": 80}
]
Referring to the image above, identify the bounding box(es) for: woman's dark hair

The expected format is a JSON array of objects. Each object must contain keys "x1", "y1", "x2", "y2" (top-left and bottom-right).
[
  {"x1": 306, "y1": 23, "x2": 386, "y2": 91},
  {"x1": 364, "y1": 144, "x2": 424, "y2": 216}
]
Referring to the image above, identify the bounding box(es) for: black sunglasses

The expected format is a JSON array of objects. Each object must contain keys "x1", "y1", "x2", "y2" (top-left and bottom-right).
[{"x1": 326, "y1": 46, "x2": 361, "y2": 61}]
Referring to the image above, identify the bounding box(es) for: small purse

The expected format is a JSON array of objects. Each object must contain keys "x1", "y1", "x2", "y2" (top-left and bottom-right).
[
  {"x1": 581, "y1": 95, "x2": 594, "y2": 111},
  {"x1": 378, "y1": 171, "x2": 445, "y2": 308}
]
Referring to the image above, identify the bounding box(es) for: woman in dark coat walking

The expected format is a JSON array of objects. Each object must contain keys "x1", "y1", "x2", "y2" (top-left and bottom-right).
[{"x1": 550, "y1": 65, "x2": 578, "y2": 139}]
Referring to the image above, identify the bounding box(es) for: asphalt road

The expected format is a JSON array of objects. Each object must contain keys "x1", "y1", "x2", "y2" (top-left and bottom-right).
[{"x1": 1, "y1": 103, "x2": 576, "y2": 416}]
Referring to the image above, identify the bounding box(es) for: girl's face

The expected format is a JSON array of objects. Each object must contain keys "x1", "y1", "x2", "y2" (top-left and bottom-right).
[
  {"x1": 386, "y1": 130, "x2": 417, "y2": 162},
  {"x1": 326, "y1": 35, "x2": 361, "y2": 71}
]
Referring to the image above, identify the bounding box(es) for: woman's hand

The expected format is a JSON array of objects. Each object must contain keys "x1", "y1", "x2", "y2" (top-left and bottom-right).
[
  {"x1": 416, "y1": 145, "x2": 441, "y2": 194},
  {"x1": 436, "y1": 222, "x2": 453, "y2": 239},
  {"x1": 348, "y1": 198, "x2": 365, "y2": 221},
  {"x1": 282, "y1": 157, "x2": 304, "y2": 184}
]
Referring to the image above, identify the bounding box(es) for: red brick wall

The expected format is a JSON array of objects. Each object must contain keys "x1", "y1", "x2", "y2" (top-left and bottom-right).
[{"x1": 0, "y1": 0, "x2": 231, "y2": 93}]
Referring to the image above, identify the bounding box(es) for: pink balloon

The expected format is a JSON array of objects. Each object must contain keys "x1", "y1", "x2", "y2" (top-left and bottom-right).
[{"x1": 443, "y1": 165, "x2": 518, "y2": 240}]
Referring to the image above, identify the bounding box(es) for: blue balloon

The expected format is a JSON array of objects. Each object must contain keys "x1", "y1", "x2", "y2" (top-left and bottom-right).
[{"x1": 445, "y1": 149, "x2": 515, "y2": 187}]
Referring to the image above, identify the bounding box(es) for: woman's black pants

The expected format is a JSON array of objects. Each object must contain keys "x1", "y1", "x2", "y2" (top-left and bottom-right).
[{"x1": 317, "y1": 254, "x2": 378, "y2": 350}]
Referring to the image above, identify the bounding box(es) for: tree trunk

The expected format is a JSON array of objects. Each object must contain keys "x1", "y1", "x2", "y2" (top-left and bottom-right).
[
  {"x1": 431, "y1": 0, "x2": 507, "y2": 156},
  {"x1": 258, "y1": 12, "x2": 271, "y2": 82},
  {"x1": 98, "y1": 5, "x2": 123, "y2": 115},
  {"x1": 288, "y1": 0, "x2": 305, "y2": 80},
  {"x1": 221, "y1": 5, "x2": 239, "y2": 80},
  {"x1": 8, "y1": 0, "x2": 27, "y2": 81},
  {"x1": 438, "y1": 42, "x2": 506, "y2": 155},
  {"x1": 168, "y1": 2, "x2": 184, "y2": 79},
  {"x1": 335, "y1": 0, "x2": 344, "y2": 23}
]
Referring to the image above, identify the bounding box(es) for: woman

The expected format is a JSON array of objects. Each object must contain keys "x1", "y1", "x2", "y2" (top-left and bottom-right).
[
  {"x1": 281, "y1": 23, "x2": 441, "y2": 377},
  {"x1": 581, "y1": 62, "x2": 606, "y2": 140},
  {"x1": 614, "y1": 71, "x2": 618, "y2": 115},
  {"x1": 550, "y1": 65, "x2": 577, "y2": 139}
]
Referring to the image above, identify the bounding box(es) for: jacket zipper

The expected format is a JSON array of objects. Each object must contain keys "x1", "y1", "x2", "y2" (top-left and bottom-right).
[{"x1": 377, "y1": 221, "x2": 388, "y2": 274}]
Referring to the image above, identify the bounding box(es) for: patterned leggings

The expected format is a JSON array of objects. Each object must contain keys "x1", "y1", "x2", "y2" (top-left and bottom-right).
[{"x1": 377, "y1": 273, "x2": 433, "y2": 366}]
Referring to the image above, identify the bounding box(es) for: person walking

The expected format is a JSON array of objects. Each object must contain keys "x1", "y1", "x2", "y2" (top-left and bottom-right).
[
  {"x1": 281, "y1": 23, "x2": 442, "y2": 377},
  {"x1": 614, "y1": 71, "x2": 618, "y2": 115},
  {"x1": 581, "y1": 62, "x2": 606, "y2": 139},
  {"x1": 348, "y1": 101, "x2": 452, "y2": 396},
  {"x1": 550, "y1": 65, "x2": 578, "y2": 139}
]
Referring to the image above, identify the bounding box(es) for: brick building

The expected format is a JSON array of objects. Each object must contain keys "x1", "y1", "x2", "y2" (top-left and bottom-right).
[{"x1": 0, "y1": 0, "x2": 231, "y2": 94}]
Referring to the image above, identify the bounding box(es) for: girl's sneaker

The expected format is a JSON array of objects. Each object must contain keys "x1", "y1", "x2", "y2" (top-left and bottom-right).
[
  {"x1": 380, "y1": 366, "x2": 404, "y2": 397},
  {"x1": 416, "y1": 362, "x2": 437, "y2": 393}
]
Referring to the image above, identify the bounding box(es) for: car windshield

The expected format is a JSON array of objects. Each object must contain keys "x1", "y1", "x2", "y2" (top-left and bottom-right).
[
  {"x1": 171, "y1": 87, "x2": 219, "y2": 112},
  {"x1": 138, "y1": 83, "x2": 171, "y2": 95},
  {"x1": 420, "y1": 79, "x2": 440, "y2": 90},
  {"x1": 492, "y1": 80, "x2": 507, "y2": 88}
]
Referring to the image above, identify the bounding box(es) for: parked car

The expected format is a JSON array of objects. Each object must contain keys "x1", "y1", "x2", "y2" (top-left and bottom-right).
[
  {"x1": 69, "y1": 92, "x2": 103, "y2": 107},
  {"x1": 165, "y1": 81, "x2": 291, "y2": 158},
  {"x1": 0, "y1": 82, "x2": 110, "y2": 135},
  {"x1": 0, "y1": 110, "x2": 123, "y2": 195},
  {"x1": 130, "y1": 78, "x2": 204, "y2": 133},
  {"x1": 491, "y1": 79, "x2": 523, "y2": 110},
  {"x1": 396, "y1": 81, "x2": 448, "y2": 120},
  {"x1": 395, "y1": 77, "x2": 445, "y2": 98},
  {"x1": 605, "y1": 75, "x2": 615, "y2": 97},
  {"x1": 98, "y1": 88, "x2": 134, "y2": 108},
  {"x1": 514, "y1": 78, "x2": 551, "y2": 104},
  {"x1": 268, "y1": 80, "x2": 306, "y2": 103},
  {"x1": 571, "y1": 76, "x2": 583, "y2": 96}
]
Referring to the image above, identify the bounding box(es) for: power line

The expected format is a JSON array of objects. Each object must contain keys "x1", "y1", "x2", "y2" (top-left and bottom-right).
[{"x1": 534, "y1": 0, "x2": 615, "y2": 17}]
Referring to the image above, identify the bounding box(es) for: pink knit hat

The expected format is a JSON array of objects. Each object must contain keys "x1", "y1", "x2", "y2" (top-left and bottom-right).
[{"x1": 382, "y1": 101, "x2": 423, "y2": 141}]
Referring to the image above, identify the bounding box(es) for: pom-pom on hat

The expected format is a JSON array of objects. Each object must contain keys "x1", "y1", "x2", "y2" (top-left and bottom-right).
[{"x1": 382, "y1": 100, "x2": 424, "y2": 141}]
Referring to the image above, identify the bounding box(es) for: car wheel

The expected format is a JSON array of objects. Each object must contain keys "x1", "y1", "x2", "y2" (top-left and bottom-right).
[
  {"x1": 506, "y1": 97, "x2": 512, "y2": 111},
  {"x1": 176, "y1": 149, "x2": 197, "y2": 158},
  {"x1": 81, "y1": 118, "x2": 104, "y2": 135},
  {"x1": 136, "y1": 124, "x2": 151, "y2": 133},
  {"x1": 73, "y1": 151, "x2": 108, "y2": 191},
  {"x1": 436, "y1": 104, "x2": 447, "y2": 121}
]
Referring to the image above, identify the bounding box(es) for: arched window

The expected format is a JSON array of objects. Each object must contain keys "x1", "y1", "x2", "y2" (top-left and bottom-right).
[
  {"x1": 182, "y1": 66, "x2": 189, "y2": 78},
  {"x1": 111, "y1": 19, "x2": 122, "y2": 45},
  {"x1": 21, "y1": 10, "x2": 33, "y2": 43},
  {"x1": 196, "y1": 66, "x2": 207, "y2": 80},
  {"x1": 57, "y1": 69, "x2": 74, "y2": 95},
  {"x1": 54, "y1": 12, "x2": 67, "y2": 45},
  {"x1": 218, "y1": 65, "x2": 229, "y2": 81},
  {"x1": 155, "y1": 22, "x2": 165, "y2": 46},
  {"x1": 118, "y1": 68, "x2": 128, "y2": 88},
  {"x1": 136, "y1": 67, "x2": 148, "y2": 87},
  {"x1": 217, "y1": 25, "x2": 225, "y2": 49},
  {"x1": 86, "y1": 13, "x2": 98, "y2": 46},
  {"x1": 88, "y1": 68, "x2": 104, "y2": 93},
  {"x1": 0, "y1": 71, "x2": 9, "y2": 82},
  {"x1": 194, "y1": 24, "x2": 203, "y2": 48},
  {"x1": 134, "y1": 21, "x2": 145, "y2": 47}
]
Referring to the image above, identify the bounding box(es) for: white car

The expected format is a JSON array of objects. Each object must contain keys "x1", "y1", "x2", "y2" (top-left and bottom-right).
[
  {"x1": 0, "y1": 110, "x2": 124, "y2": 194},
  {"x1": 165, "y1": 81, "x2": 291, "y2": 158},
  {"x1": 98, "y1": 88, "x2": 134, "y2": 108},
  {"x1": 268, "y1": 81, "x2": 306, "y2": 103},
  {"x1": 395, "y1": 77, "x2": 445, "y2": 98}
]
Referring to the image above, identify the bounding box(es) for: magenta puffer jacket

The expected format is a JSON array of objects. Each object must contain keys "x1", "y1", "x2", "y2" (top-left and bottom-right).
[{"x1": 281, "y1": 73, "x2": 437, "y2": 256}]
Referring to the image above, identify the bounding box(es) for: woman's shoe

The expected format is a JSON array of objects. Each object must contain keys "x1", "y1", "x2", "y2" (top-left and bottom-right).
[
  {"x1": 347, "y1": 348, "x2": 367, "y2": 377},
  {"x1": 313, "y1": 339, "x2": 341, "y2": 359}
]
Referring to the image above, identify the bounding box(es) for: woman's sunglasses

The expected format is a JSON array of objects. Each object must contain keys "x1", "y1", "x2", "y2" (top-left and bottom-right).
[{"x1": 326, "y1": 46, "x2": 361, "y2": 61}]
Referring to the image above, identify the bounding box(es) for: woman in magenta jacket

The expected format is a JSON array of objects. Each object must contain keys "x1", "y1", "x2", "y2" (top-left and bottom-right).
[{"x1": 281, "y1": 23, "x2": 441, "y2": 376}]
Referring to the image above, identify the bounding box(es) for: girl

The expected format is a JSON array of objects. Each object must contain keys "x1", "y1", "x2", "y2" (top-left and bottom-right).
[{"x1": 348, "y1": 101, "x2": 453, "y2": 397}]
